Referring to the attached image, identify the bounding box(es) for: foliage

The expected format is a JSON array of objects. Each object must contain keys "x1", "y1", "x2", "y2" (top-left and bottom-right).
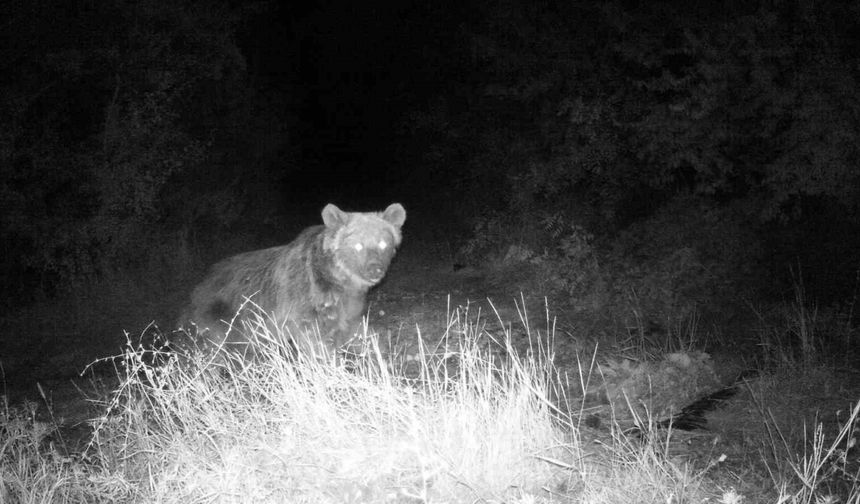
[
  {"x1": 455, "y1": 195, "x2": 762, "y2": 335},
  {"x1": 455, "y1": 210, "x2": 542, "y2": 267},
  {"x1": 403, "y1": 0, "x2": 860, "y2": 227},
  {"x1": 392, "y1": 0, "x2": 860, "y2": 314},
  {"x1": 0, "y1": 0, "x2": 286, "y2": 305},
  {"x1": 603, "y1": 196, "x2": 762, "y2": 324},
  {"x1": 613, "y1": 2, "x2": 860, "y2": 219},
  {"x1": 0, "y1": 399, "x2": 123, "y2": 502},
  {"x1": 752, "y1": 274, "x2": 859, "y2": 368},
  {"x1": 539, "y1": 213, "x2": 610, "y2": 314}
]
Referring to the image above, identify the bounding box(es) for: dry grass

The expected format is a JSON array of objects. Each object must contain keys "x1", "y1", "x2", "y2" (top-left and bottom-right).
[
  {"x1": 1, "y1": 300, "x2": 858, "y2": 503},
  {"x1": 86, "y1": 307, "x2": 575, "y2": 503}
]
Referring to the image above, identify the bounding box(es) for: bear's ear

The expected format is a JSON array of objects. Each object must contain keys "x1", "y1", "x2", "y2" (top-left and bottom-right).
[
  {"x1": 382, "y1": 203, "x2": 406, "y2": 227},
  {"x1": 322, "y1": 203, "x2": 349, "y2": 228}
]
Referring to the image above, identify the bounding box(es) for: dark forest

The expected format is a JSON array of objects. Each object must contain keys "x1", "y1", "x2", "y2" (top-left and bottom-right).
[{"x1": 1, "y1": 0, "x2": 859, "y2": 501}]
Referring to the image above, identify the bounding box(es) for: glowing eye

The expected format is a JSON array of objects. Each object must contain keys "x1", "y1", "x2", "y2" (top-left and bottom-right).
[
  {"x1": 354, "y1": 243, "x2": 363, "y2": 252},
  {"x1": 378, "y1": 240, "x2": 388, "y2": 250}
]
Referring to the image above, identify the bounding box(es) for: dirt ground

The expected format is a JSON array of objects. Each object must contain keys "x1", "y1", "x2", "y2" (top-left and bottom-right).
[{"x1": 5, "y1": 236, "x2": 858, "y2": 492}]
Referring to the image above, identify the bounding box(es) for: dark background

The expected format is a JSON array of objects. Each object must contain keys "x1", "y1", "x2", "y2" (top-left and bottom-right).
[{"x1": 2, "y1": 0, "x2": 859, "y2": 378}]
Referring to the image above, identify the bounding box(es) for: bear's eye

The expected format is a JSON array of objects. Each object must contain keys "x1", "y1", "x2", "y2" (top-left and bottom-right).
[
  {"x1": 378, "y1": 240, "x2": 388, "y2": 250},
  {"x1": 353, "y1": 243, "x2": 364, "y2": 252}
]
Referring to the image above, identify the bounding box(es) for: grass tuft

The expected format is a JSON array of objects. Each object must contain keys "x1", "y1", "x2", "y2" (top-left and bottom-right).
[{"x1": 2, "y1": 299, "x2": 858, "y2": 503}]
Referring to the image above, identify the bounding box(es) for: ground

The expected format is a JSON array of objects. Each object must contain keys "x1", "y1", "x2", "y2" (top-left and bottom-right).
[{"x1": 2, "y1": 236, "x2": 859, "y2": 503}]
